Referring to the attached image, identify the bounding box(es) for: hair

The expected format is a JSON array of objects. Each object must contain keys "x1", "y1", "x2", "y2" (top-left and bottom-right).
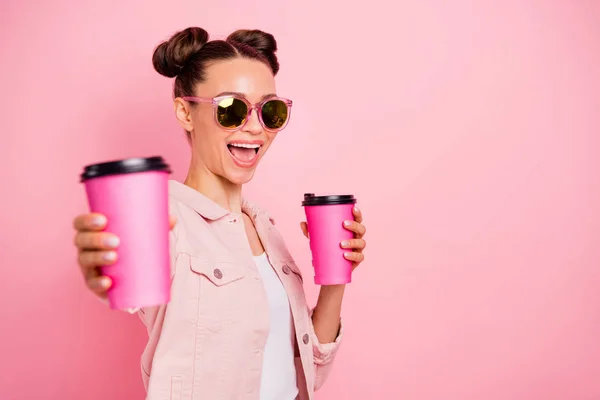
[{"x1": 152, "y1": 27, "x2": 279, "y2": 99}]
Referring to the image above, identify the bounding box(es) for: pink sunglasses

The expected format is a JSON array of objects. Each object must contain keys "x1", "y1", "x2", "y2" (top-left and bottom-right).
[{"x1": 181, "y1": 94, "x2": 293, "y2": 132}]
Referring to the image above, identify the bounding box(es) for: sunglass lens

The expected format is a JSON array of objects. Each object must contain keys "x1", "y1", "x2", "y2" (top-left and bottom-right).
[
  {"x1": 261, "y1": 100, "x2": 288, "y2": 130},
  {"x1": 216, "y1": 97, "x2": 248, "y2": 128}
]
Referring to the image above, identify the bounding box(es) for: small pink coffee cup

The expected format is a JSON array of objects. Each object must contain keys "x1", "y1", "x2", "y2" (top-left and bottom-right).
[
  {"x1": 302, "y1": 193, "x2": 357, "y2": 285},
  {"x1": 80, "y1": 156, "x2": 171, "y2": 310}
]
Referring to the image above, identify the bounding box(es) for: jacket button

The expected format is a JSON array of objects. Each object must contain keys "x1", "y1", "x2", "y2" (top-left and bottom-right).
[
  {"x1": 282, "y1": 265, "x2": 291, "y2": 275},
  {"x1": 213, "y1": 269, "x2": 223, "y2": 279},
  {"x1": 302, "y1": 334, "x2": 309, "y2": 344}
]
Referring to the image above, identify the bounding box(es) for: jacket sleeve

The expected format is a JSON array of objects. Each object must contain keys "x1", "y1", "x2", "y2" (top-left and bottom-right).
[{"x1": 308, "y1": 308, "x2": 344, "y2": 390}]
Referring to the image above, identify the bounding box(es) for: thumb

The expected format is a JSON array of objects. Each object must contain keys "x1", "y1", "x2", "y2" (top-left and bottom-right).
[
  {"x1": 169, "y1": 215, "x2": 177, "y2": 230},
  {"x1": 300, "y1": 221, "x2": 309, "y2": 238}
]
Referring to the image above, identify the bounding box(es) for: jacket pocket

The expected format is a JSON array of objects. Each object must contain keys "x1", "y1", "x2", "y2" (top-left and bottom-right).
[
  {"x1": 189, "y1": 257, "x2": 245, "y2": 286},
  {"x1": 189, "y1": 256, "x2": 246, "y2": 332},
  {"x1": 170, "y1": 376, "x2": 183, "y2": 400}
]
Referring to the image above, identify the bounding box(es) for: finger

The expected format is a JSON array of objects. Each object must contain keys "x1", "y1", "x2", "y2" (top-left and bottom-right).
[
  {"x1": 78, "y1": 250, "x2": 118, "y2": 270},
  {"x1": 74, "y1": 232, "x2": 120, "y2": 251},
  {"x1": 343, "y1": 252, "x2": 365, "y2": 263},
  {"x1": 352, "y1": 205, "x2": 363, "y2": 224},
  {"x1": 300, "y1": 221, "x2": 309, "y2": 238},
  {"x1": 169, "y1": 214, "x2": 177, "y2": 230},
  {"x1": 87, "y1": 275, "x2": 112, "y2": 296},
  {"x1": 73, "y1": 213, "x2": 107, "y2": 232},
  {"x1": 340, "y1": 238, "x2": 366, "y2": 250},
  {"x1": 343, "y1": 220, "x2": 366, "y2": 237}
]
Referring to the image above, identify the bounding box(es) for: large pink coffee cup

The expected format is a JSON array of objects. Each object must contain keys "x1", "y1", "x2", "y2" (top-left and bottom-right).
[
  {"x1": 80, "y1": 156, "x2": 171, "y2": 310},
  {"x1": 302, "y1": 193, "x2": 357, "y2": 285}
]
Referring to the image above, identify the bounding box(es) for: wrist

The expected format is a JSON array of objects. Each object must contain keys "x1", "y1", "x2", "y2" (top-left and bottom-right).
[
  {"x1": 318, "y1": 284, "x2": 346, "y2": 299},
  {"x1": 315, "y1": 284, "x2": 345, "y2": 311}
]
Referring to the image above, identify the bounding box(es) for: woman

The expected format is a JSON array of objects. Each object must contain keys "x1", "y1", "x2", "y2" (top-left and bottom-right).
[{"x1": 72, "y1": 27, "x2": 367, "y2": 400}]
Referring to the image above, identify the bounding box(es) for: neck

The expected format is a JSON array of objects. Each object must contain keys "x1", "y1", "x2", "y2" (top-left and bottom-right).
[{"x1": 184, "y1": 161, "x2": 243, "y2": 213}]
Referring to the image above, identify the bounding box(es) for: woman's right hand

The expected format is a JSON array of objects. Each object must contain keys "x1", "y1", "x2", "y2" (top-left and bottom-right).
[
  {"x1": 73, "y1": 213, "x2": 120, "y2": 298},
  {"x1": 73, "y1": 213, "x2": 176, "y2": 299}
]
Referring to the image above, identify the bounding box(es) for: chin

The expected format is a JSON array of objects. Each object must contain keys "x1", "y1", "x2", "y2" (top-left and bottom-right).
[
  {"x1": 226, "y1": 171, "x2": 254, "y2": 185},
  {"x1": 225, "y1": 169, "x2": 257, "y2": 185}
]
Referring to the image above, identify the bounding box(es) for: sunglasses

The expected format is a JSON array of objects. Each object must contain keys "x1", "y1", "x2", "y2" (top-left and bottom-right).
[{"x1": 181, "y1": 94, "x2": 293, "y2": 132}]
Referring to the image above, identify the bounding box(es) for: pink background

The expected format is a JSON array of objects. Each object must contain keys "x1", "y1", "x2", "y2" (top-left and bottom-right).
[{"x1": 1, "y1": 1, "x2": 599, "y2": 399}]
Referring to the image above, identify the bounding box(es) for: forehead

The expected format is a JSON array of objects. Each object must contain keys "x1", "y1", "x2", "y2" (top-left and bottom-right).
[{"x1": 197, "y1": 58, "x2": 277, "y2": 101}]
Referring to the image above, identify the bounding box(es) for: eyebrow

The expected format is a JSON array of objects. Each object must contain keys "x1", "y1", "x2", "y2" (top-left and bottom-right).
[{"x1": 216, "y1": 91, "x2": 277, "y2": 100}]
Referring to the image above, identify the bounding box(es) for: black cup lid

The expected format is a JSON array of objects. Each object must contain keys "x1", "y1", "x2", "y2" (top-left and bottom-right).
[
  {"x1": 80, "y1": 156, "x2": 171, "y2": 182},
  {"x1": 302, "y1": 193, "x2": 356, "y2": 206}
]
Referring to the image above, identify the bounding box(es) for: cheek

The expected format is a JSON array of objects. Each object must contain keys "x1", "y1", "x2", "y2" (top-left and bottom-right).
[
  {"x1": 196, "y1": 127, "x2": 223, "y2": 149},
  {"x1": 192, "y1": 114, "x2": 225, "y2": 157},
  {"x1": 262, "y1": 132, "x2": 277, "y2": 152},
  {"x1": 193, "y1": 109, "x2": 215, "y2": 133}
]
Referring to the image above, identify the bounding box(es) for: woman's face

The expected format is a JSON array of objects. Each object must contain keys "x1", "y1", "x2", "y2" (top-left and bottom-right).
[{"x1": 175, "y1": 58, "x2": 279, "y2": 186}]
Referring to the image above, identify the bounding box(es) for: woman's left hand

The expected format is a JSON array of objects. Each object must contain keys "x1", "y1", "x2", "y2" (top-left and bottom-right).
[{"x1": 300, "y1": 206, "x2": 367, "y2": 270}]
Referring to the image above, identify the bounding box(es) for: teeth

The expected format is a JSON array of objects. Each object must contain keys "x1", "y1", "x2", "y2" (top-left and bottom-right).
[{"x1": 229, "y1": 143, "x2": 261, "y2": 149}]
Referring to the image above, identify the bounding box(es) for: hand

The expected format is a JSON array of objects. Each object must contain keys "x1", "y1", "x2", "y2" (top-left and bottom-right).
[
  {"x1": 73, "y1": 213, "x2": 177, "y2": 299},
  {"x1": 300, "y1": 205, "x2": 367, "y2": 270}
]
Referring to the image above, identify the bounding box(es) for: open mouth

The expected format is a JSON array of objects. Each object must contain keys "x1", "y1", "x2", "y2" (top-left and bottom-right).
[{"x1": 227, "y1": 142, "x2": 261, "y2": 165}]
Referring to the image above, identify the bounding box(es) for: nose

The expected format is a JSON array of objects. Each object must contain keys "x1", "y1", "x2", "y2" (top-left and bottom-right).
[{"x1": 242, "y1": 108, "x2": 263, "y2": 135}]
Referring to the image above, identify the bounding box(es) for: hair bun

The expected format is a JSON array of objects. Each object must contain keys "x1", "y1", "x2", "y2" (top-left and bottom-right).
[
  {"x1": 227, "y1": 29, "x2": 279, "y2": 75},
  {"x1": 152, "y1": 27, "x2": 209, "y2": 78}
]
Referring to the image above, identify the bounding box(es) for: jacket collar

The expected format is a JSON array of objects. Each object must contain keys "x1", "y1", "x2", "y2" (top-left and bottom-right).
[{"x1": 168, "y1": 180, "x2": 270, "y2": 222}]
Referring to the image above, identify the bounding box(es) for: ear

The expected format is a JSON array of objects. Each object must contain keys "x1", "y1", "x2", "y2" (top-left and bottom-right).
[{"x1": 173, "y1": 98, "x2": 195, "y2": 132}]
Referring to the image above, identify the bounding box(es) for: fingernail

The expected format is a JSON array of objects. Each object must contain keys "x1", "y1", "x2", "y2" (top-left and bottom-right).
[
  {"x1": 344, "y1": 220, "x2": 352, "y2": 226},
  {"x1": 98, "y1": 277, "x2": 110, "y2": 289},
  {"x1": 341, "y1": 240, "x2": 350, "y2": 247},
  {"x1": 344, "y1": 252, "x2": 352, "y2": 258},
  {"x1": 104, "y1": 236, "x2": 120, "y2": 248},
  {"x1": 354, "y1": 206, "x2": 359, "y2": 212},
  {"x1": 92, "y1": 215, "x2": 107, "y2": 227},
  {"x1": 103, "y1": 251, "x2": 117, "y2": 262}
]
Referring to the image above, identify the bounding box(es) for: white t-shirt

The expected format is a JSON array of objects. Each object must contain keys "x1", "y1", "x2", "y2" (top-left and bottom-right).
[{"x1": 253, "y1": 252, "x2": 299, "y2": 400}]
